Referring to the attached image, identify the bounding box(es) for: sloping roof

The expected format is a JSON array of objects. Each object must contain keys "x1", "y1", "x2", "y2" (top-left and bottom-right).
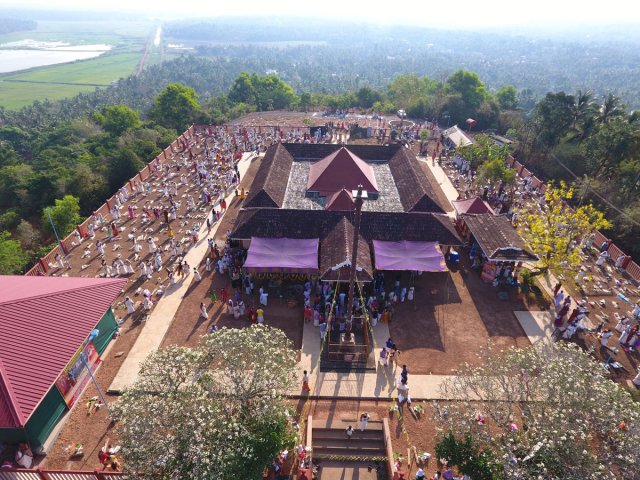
[
  {"x1": 320, "y1": 217, "x2": 373, "y2": 282},
  {"x1": 307, "y1": 147, "x2": 378, "y2": 195},
  {"x1": 0, "y1": 276, "x2": 126, "y2": 428},
  {"x1": 452, "y1": 197, "x2": 494, "y2": 215},
  {"x1": 244, "y1": 143, "x2": 293, "y2": 208},
  {"x1": 443, "y1": 125, "x2": 474, "y2": 148},
  {"x1": 231, "y1": 209, "x2": 461, "y2": 246},
  {"x1": 283, "y1": 143, "x2": 401, "y2": 162},
  {"x1": 388, "y1": 148, "x2": 446, "y2": 213},
  {"x1": 325, "y1": 188, "x2": 355, "y2": 211},
  {"x1": 461, "y1": 214, "x2": 538, "y2": 262}
]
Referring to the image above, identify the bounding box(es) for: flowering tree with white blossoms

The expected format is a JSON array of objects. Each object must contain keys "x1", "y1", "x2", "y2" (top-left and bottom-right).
[
  {"x1": 433, "y1": 343, "x2": 640, "y2": 479},
  {"x1": 115, "y1": 325, "x2": 298, "y2": 480}
]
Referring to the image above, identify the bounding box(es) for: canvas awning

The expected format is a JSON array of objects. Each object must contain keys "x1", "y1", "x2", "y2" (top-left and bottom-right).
[
  {"x1": 243, "y1": 237, "x2": 319, "y2": 274},
  {"x1": 372, "y1": 240, "x2": 448, "y2": 272}
]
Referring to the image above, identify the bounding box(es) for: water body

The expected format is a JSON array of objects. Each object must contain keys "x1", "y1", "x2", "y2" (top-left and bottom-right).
[
  {"x1": 153, "y1": 26, "x2": 162, "y2": 47},
  {"x1": 0, "y1": 41, "x2": 112, "y2": 74}
]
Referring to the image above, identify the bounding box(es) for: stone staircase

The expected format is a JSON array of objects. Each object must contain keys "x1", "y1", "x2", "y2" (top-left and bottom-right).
[{"x1": 310, "y1": 417, "x2": 389, "y2": 480}]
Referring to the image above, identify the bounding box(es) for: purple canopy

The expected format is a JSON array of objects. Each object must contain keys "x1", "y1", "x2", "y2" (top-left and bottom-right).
[
  {"x1": 244, "y1": 237, "x2": 319, "y2": 274},
  {"x1": 372, "y1": 240, "x2": 447, "y2": 272}
]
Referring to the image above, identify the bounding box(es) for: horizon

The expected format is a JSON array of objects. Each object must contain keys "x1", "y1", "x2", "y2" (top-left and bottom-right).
[{"x1": 2, "y1": 0, "x2": 640, "y2": 30}]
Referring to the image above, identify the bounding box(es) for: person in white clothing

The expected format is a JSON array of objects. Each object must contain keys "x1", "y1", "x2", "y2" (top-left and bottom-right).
[
  {"x1": 125, "y1": 296, "x2": 135, "y2": 314},
  {"x1": 193, "y1": 267, "x2": 202, "y2": 281},
  {"x1": 200, "y1": 302, "x2": 208, "y2": 319}
]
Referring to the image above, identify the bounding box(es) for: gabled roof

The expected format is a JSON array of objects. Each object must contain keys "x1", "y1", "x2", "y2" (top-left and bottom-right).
[
  {"x1": 320, "y1": 217, "x2": 373, "y2": 282},
  {"x1": 307, "y1": 147, "x2": 378, "y2": 195},
  {"x1": 443, "y1": 125, "x2": 474, "y2": 148},
  {"x1": 388, "y1": 148, "x2": 446, "y2": 213},
  {"x1": 0, "y1": 276, "x2": 126, "y2": 428},
  {"x1": 325, "y1": 188, "x2": 355, "y2": 211},
  {"x1": 244, "y1": 143, "x2": 293, "y2": 208},
  {"x1": 461, "y1": 214, "x2": 538, "y2": 262},
  {"x1": 452, "y1": 197, "x2": 494, "y2": 215}
]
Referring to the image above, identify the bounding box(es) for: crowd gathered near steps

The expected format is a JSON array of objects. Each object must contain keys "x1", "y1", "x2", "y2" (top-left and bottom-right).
[{"x1": 14, "y1": 118, "x2": 639, "y2": 477}]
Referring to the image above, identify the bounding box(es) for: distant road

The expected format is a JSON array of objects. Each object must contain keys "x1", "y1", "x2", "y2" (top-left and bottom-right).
[{"x1": 0, "y1": 79, "x2": 110, "y2": 87}]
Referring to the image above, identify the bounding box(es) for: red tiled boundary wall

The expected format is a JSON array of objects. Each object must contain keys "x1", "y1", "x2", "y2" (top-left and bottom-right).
[
  {"x1": 25, "y1": 126, "x2": 198, "y2": 276},
  {"x1": 505, "y1": 156, "x2": 640, "y2": 284},
  {"x1": 0, "y1": 468, "x2": 125, "y2": 479}
]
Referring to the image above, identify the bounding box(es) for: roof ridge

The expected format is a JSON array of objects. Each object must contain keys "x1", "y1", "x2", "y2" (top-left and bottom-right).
[
  {"x1": 0, "y1": 357, "x2": 25, "y2": 426},
  {"x1": 0, "y1": 278, "x2": 126, "y2": 307}
]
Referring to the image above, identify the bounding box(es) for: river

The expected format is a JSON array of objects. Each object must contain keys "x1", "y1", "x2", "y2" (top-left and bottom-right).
[{"x1": 0, "y1": 41, "x2": 112, "y2": 74}]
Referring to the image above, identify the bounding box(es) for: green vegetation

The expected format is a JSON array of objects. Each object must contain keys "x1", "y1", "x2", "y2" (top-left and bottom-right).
[
  {"x1": 42, "y1": 195, "x2": 82, "y2": 238},
  {"x1": 0, "y1": 18, "x2": 152, "y2": 109}
]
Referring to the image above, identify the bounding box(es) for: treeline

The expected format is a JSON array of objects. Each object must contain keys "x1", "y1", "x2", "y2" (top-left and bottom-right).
[
  {"x1": 513, "y1": 91, "x2": 640, "y2": 257},
  {"x1": 165, "y1": 18, "x2": 640, "y2": 108},
  {"x1": 0, "y1": 17, "x2": 36, "y2": 35},
  {"x1": 1, "y1": 66, "x2": 640, "y2": 272}
]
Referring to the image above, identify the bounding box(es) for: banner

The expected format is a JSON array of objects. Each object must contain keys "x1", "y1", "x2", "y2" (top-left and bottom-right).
[{"x1": 55, "y1": 341, "x2": 101, "y2": 408}]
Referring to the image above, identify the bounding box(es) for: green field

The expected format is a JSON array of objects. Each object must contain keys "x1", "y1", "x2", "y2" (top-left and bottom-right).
[{"x1": 0, "y1": 19, "x2": 156, "y2": 110}]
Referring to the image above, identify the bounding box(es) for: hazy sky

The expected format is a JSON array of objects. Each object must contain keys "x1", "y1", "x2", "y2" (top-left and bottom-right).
[{"x1": 5, "y1": 0, "x2": 640, "y2": 28}]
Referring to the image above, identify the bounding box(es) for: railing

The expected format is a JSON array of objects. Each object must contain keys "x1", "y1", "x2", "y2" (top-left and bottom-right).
[{"x1": 0, "y1": 468, "x2": 126, "y2": 479}]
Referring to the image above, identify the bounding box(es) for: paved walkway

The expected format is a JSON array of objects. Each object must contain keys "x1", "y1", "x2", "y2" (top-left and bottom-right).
[
  {"x1": 108, "y1": 152, "x2": 255, "y2": 393},
  {"x1": 291, "y1": 320, "x2": 455, "y2": 400},
  {"x1": 420, "y1": 156, "x2": 458, "y2": 214}
]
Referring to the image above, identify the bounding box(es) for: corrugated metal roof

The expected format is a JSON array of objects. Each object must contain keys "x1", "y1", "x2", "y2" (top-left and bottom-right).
[{"x1": 0, "y1": 276, "x2": 126, "y2": 428}]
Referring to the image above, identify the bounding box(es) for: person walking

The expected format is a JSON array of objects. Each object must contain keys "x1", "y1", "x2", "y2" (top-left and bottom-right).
[
  {"x1": 302, "y1": 370, "x2": 311, "y2": 393},
  {"x1": 193, "y1": 267, "x2": 202, "y2": 282},
  {"x1": 359, "y1": 412, "x2": 370, "y2": 431},
  {"x1": 345, "y1": 425, "x2": 353, "y2": 440},
  {"x1": 200, "y1": 302, "x2": 208, "y2": 319},
  {"x1": 380, "y1": 347, "x2": 388, "y2": 366}
]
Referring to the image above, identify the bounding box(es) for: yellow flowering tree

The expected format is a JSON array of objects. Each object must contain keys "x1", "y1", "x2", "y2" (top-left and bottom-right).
[{"x1": 517, "y1": 182, "x2": 611, "y2": 275}]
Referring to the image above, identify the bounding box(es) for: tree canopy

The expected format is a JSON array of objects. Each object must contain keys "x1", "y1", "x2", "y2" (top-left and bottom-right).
[
  {"x1": 42, "y1": 194, "x2": 82, "y2": 239},
  {"x1": 99, "y1": 105, "x2": 142, "y2": 136},
  {"x1": 115, "y1": 325, "x2": 298, "y2": 480},
  {"x1": 434, "y1": 343, "x2": 640, "y2": 479},
  {"x1": 517, "y1": 183, "x2": 611, "y2": 275},
  {"x1": 151, "y1": 83, "x2": 201, "y2": 133}
]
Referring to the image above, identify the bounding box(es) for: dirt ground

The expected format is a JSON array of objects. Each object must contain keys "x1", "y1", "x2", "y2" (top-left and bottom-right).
[
  {"x1": 384, "y1": 263, "x2": 538, "y2": 375},
  {"x1": 43, "y1": 141, "x2": 260, "y2": 471},
  {"x1": 425, "y1": 138, "x2": 640, "y2": 384},
  {"x1": 161, "y1": 162, "x2": 305, "y2": 352}
]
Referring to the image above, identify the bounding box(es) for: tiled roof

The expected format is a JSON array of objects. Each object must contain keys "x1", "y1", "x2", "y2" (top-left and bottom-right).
[
  {"x1": 452, "y1": 197, "x2": 493, "y2": 215},
  {"x1": 325, "y1": 189, "x2": 355, "y2": 211},
  {"x1": 231, "y1": 209, "x2": 461, "y2": 246},
  {"x1": 388, "y1": 148, "x2": 446, "y2": 213},
  {"x1": 0, "y1": 276, "x2": 126, "y2": 428},
  {"x1": 461, "y1": 214, "x2": 538, "y2": 262},
  {"x1": 320, "y1": 217, "x2": 373, "y2": 282},
  {"x1": 307, "y1": 147, "x2": 378, "y2": 195},
  {"x1": 244, "y1": 143, "x2": 293, "y2": 208},
  {"x1": 282, "y1": 143, "x2": 402, "y2": 161}
]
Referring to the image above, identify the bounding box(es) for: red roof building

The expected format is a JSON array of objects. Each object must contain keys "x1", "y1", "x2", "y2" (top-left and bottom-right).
[
  {"x1": 452, "y1": 197, "x2": 494, "y2": 216},
  {"x1": 0, "y1": 276, "x2": 125, "y2": 447},
  {"x1": 325, "y1": 188, "x2": 356, "y2": 211},
  {"x1": 307, "y1": 147, "x2": 378, "y2": 196}
]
